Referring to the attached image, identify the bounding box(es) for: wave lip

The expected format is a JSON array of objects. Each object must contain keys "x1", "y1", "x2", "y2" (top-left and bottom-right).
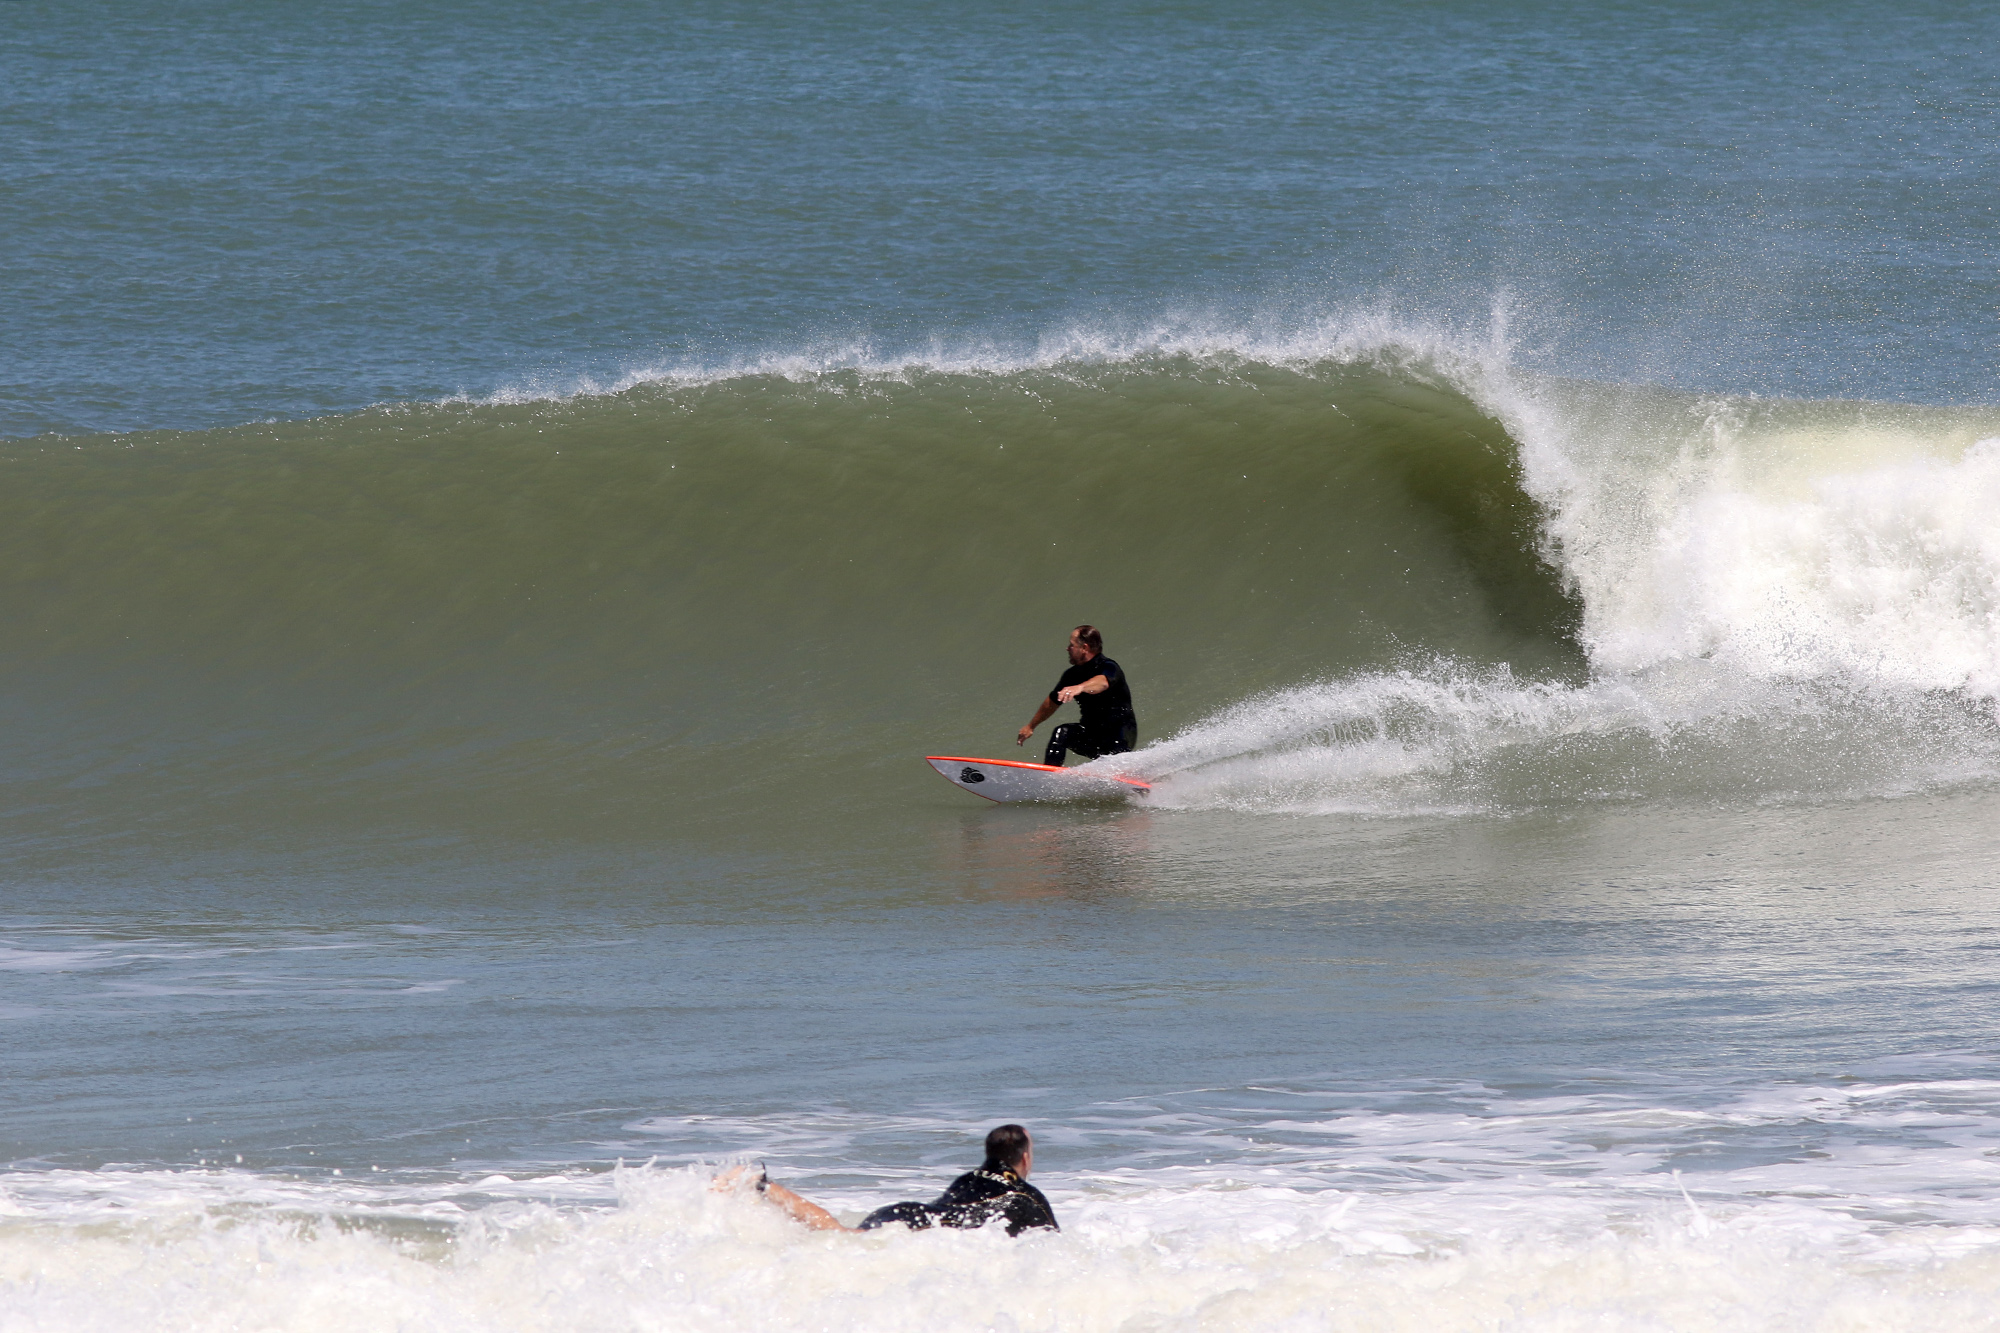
[{"x1": 441, "y1": 306, "x2": 1519, "y2": 408}]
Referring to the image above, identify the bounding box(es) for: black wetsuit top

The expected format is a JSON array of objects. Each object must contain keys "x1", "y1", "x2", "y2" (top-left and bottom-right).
[
  {"x1": 856, "y1": 1166, "x2": 1059, "y2": 1237},
  {"x1": 1050, "y1": 654, "x2": 1136, "y2": 747}
]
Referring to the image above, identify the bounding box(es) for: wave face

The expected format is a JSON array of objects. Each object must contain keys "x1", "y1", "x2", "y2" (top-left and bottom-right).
[{"x1": 4, "y1": 334, "x2": 2000, "y2": 850}]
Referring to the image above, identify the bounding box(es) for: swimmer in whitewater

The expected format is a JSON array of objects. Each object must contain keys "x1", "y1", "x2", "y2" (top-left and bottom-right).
[
  {"x1": 1016, "y1": 624, "x2": 1137, "y2": 766},
  {"x1": 716, "y1": 1123, "x2": 1058, "y2": 1236}
]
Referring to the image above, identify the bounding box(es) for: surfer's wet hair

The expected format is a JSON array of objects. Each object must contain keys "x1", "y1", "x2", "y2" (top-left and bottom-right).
[
  {"x1": 983, "y1": 1123, "x2": 1031, "y2": 1172},
  {"x1": 1072, "y1": 625, "x2": 1102, "y2": 653}
]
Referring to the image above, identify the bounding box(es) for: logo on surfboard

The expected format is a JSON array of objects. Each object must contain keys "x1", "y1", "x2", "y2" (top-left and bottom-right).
[{"x1": 960, "y1": 767, "x2": 986, "y2": 783}]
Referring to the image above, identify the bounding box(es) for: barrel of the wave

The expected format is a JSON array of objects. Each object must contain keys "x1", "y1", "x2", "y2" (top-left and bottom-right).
[{"x1": 924, "y1": 755, "x2": 1150, "y2": 803}]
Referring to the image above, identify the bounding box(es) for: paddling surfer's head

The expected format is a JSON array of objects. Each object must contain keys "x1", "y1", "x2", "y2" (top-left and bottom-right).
[
  {"x1": 1067, "y1": 625, "x2": 1102, "y2": 665},
  {"x1": 983, "y1": 1123, "x2": 1033, "y2": 1176}
]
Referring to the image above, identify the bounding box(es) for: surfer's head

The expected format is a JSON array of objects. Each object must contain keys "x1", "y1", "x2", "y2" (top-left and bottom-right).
[
  {"x1": 983, "y1": 1123, "x2": 1032, "y2": 1176},
  {"x1": 1068, "y1": 625, "x2": 1102, "y2": 664}
]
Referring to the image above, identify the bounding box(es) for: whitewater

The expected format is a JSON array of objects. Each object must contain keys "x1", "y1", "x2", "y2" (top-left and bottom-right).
[{"x1": 13, "y1": 1060, "x2": 2000, "y2": 1331}]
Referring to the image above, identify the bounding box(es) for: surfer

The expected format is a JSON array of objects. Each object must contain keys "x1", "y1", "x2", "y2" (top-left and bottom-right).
[
  {"x1": 1016, "y1": 624, "x2": 1137, "y2": 766},
  {"x1": 715, "y1": 1123, "x2": 1058, "y2": 1237}
]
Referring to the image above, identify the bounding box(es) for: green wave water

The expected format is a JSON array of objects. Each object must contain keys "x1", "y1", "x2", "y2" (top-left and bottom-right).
[
  {"x1": 9, "y1": 341, "x2": 2000, "y2": 860},
  {"x1": 0, "y1": 352, "x2": 1580, "y2": 849}
]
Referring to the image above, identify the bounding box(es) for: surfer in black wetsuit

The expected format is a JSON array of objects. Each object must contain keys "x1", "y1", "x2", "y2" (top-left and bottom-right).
[
  {"x1": 1016, "y1": 624, "x2": 1137, "y2": 766},
  {"x1": 716, "y1": 1124, "x2": 1058, "y2": 1237}
]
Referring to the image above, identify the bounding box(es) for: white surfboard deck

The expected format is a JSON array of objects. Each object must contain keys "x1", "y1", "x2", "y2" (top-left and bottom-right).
[{"x1": 925, "y1": 755, "x2": 1151, "y2": 804}]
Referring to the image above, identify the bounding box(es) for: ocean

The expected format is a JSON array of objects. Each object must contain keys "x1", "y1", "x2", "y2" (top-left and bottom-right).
[{"x1": 6, "y1": 1, "x2": 2000, "y2": 1328}]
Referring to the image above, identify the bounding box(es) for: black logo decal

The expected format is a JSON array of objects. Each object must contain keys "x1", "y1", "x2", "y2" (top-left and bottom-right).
[{"x1": 960, "y1": 767, "x2": 986, "y2": 783}]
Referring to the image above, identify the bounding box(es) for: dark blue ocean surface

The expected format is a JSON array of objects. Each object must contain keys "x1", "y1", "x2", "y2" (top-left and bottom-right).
[{"x1": 4, "y1": 0, "x2": 1996, "y2": 437}]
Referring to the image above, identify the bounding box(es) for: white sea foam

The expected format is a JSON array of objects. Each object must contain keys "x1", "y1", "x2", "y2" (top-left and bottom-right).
[
  {"x1": 0, "y1": 945, "x2": 123, "y2": 972},
  {"x1": 1102, "y1": 654, "x2": 2000, "y2": 813},
  {"x1": 1511, "y1": 392, "x2": 2000, "y2": 693},
  {"x1": 12, "y1": 1064, "x2": 2000, "y2": 1331},
  {"x1": 1053, "y1": 332, "x2": 2000, "y2": 812},
  {"x1": 12, "y1": 1180, "x2": 1999, "y2": 1333}
]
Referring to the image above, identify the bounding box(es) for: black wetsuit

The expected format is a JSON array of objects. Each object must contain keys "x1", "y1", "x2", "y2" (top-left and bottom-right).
[
  {"x1": 855, "y1": 1166, "x2": 1059, "y2": 1237},
  {"x1": 1045, "y1": 654, "x2": 1137, "y2": 767}
]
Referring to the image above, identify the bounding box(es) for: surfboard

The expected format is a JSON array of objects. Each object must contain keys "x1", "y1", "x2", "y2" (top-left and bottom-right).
[{"x1": 925, "y1": 755, "x2": 1151, "y2": 803}]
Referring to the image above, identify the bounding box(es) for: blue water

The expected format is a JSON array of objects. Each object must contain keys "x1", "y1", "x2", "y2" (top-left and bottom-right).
[{"x1": 7, "y1": 1, "x2": 1999, "y2": 439}]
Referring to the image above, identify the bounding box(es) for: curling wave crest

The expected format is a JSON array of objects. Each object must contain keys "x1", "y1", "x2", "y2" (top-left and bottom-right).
[{"x1": 1111, "y1": 360, "x2": 2000, "y2": 814}]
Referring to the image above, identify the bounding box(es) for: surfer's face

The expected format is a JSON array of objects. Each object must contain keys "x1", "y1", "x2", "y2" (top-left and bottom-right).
[{"x1": 1067, "y1": 634, "x2": 1092, "y2": 665}]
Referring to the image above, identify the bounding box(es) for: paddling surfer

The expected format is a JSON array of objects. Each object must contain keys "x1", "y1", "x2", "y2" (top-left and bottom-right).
[
  {"x1": 717, "y1": 1123, "x2": 1058, "y2": 1236},
  {"x1": 1016, "y1": 624, "x2": 1137, "y2": 766}
]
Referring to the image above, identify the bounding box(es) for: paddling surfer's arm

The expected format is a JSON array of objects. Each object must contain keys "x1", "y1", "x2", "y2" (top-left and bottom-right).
[
  {"x1": 712, "y1": 1165, "x2": 848, "y2": 1231},
  {"x1": 761, "y1": 1182, "x2": 849, "y2": 1231},
  {"x1": 1017, "y1": 676, "x2": 1109, "y2": 745}
]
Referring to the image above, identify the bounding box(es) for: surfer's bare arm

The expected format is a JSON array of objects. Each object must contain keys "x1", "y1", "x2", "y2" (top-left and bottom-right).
[
  {"x1": 1055, "y1": 674, "x2": 1108, "y2": 704},
  {"x1": 764, "y1": 1181, "x2": 848, "y2": 1231},
  {"x1": 712, "y1": 1165, "x2": 851, "y2": 1232},
  {"x1": 1018, "y1": 696, "x2": 1059, "y2": 746}
]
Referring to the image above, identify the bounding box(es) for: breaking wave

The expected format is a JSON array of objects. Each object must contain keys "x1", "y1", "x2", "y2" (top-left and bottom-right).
[{"x1": 3, "y1": 317, "x2": 1999, "y2": 841}]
